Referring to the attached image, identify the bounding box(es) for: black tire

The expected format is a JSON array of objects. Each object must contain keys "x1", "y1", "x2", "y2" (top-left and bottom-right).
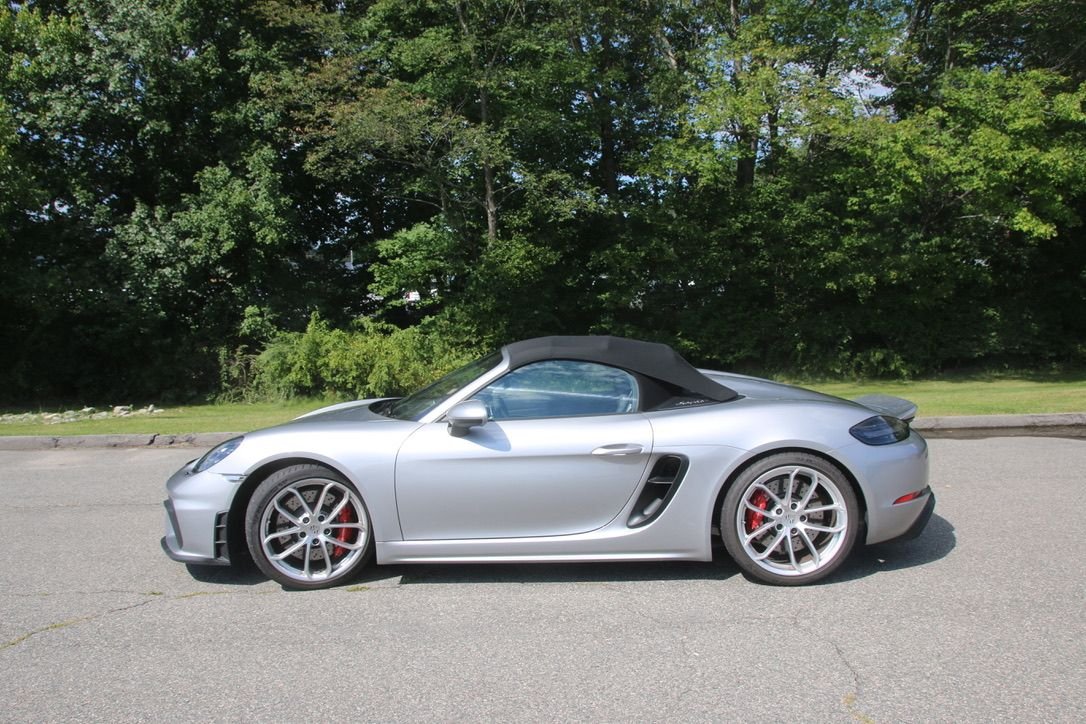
[
  {"x1": 720, "y1": 452, "x2": 859, "y2": 586},
  {"x1": 245, "y1": 464, "x2": 374, "y2": 589}
]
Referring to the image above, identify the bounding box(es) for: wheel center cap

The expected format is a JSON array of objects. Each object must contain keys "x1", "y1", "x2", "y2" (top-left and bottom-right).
[{"x1": 783, "y1": 514, "x2": 798, "y2": 527}]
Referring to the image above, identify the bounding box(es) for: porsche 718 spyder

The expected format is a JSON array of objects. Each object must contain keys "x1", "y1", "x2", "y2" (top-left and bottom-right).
[{"x1": 162, "y1": 335, "x2": 934, "y2": 587}]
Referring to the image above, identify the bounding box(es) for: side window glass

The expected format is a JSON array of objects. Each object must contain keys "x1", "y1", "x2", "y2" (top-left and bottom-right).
[{"x1": 474, "y1": 360, "x2": 639, "y2": 420}]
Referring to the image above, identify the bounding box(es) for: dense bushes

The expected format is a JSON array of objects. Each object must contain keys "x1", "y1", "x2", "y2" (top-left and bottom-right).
[{"x1": 224, "y1": 315, "x2": 481, "y2": 401}]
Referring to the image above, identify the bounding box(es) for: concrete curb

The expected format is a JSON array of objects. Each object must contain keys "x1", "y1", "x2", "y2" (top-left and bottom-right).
[
  {"x1": 912, "y1": 413, "x2": 1086, "y2": 440},
  {"x1": 0, "y1": 432, "x2": 240, "y2": 451},
  {"x1": 0, "y1": 413, "x2": 1084, "y2": 451}
]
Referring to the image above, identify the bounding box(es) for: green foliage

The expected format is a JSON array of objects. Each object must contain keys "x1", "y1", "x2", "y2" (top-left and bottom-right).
[
  {"x1": 2, "y1": 0, "x2": 1086, "y2": 403},
  {"x1": 250, "y1": 313, "x2": 480, "y2": 400}
]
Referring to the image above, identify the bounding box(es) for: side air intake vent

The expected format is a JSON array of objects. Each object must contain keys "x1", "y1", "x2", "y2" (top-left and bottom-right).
[
  {"x1": 627, "y1": 455, "x2": 689, "y2": 528},
  {"x1": 213, "y1": 511, "x2": 229, "y2": 561}
]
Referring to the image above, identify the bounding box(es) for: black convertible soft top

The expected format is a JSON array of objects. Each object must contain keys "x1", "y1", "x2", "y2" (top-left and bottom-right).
[{"x1": 501, "y1": 335, "x2": 738, "y2": 402}]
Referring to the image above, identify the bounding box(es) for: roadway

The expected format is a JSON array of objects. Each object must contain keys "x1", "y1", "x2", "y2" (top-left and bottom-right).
[{"x1": 1, "y1": 438, "x2": 1083, "y2": 721}]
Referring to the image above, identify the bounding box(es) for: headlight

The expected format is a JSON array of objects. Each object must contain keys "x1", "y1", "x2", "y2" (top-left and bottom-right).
[
  {"x1": 849, "y1": 416, "x2": 909, "y2": 446},
  {"x1": 193, "y1": 436, "x2": 244, "y2": 472}
]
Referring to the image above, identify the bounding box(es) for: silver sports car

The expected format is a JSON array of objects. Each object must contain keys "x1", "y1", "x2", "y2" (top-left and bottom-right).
[{"x1": 162, "y1": 335, "x2": 933, "y2": 588}]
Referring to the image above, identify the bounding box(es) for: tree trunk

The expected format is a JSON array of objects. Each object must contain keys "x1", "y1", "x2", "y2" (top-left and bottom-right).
[{"x1": 479, "y1": 85, "x2": 498, "y2": 242}]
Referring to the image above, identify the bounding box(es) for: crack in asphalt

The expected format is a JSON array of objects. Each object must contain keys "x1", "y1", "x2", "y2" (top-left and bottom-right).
[
  {"x1": 0, "y1": 590, "x2": 166, "y2": 598},
  {"x1": 5, "y1": 503, "x2": 159, "y2": 510},
  {"x1": 0, "y1": 588, "x2": 278, "y2": 652},
  {"x1": 792, "y1": 613, "x2": 874, "y2": 723},
  {"x1": 0, "y1": 599, "x2": 153, "y2": 652}
]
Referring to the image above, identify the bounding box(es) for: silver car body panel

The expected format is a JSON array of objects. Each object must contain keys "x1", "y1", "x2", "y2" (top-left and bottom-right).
[
  {"x1": 162, "y1": 459, "x2": 239, "y2": 563},
  {"x1": 395, "y1": 414, "x2": 654, "y2": 539},
  {"x1": 162, "y1": 364, "x2": 930, "y2": 567}
]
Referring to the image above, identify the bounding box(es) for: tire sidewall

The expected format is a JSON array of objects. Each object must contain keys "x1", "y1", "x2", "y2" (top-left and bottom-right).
[
  {"x1": 720, "y1": 452, "x2": 859, "y2": 586},
  {"x1": 245, "y1": 464, "x2": 374, "y2": 589}
]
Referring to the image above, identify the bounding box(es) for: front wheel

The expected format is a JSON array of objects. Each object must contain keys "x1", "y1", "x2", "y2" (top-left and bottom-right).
[
  {"x1": 245, "y1": 464, "x2": 373, "y2": 589},
  {"x1": 721, "y1": 453, "x2": 859, "y2": 586}
]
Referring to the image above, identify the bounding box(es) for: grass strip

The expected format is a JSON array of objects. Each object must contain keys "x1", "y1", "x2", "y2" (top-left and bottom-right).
[
  {"x1": 808, "y1": 377, "x2": 1086, "y2": 417},
  {"x1": 1, "y1": 376, "x2": 1084, "y2": 436}
]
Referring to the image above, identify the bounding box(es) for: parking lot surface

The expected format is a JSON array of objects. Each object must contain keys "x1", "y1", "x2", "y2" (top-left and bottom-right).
[{"x1": 1, "y1": 438, "x2": 1084, "y2": 721}]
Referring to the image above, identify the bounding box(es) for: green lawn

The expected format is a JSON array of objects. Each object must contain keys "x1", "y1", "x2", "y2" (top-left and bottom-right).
[
  {"x1": 0, "y1": 399, "x2": 328, "y2": 437},
  {"x1": 807, "y1": 376, "x2": 1086, "y2": 417},
  {"x1": 1, "y1": 375, "x2": 1084, "y2": 437}
]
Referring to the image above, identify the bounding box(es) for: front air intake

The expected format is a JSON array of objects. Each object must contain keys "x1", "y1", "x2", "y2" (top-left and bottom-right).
[{"x1": 213, "y1": 511, "x2": 229, "y2": 561}]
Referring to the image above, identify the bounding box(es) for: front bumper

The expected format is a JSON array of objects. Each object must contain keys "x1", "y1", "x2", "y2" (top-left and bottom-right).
[{"x1": 161, "y1": 459, "x2": 244, "y2": 566}]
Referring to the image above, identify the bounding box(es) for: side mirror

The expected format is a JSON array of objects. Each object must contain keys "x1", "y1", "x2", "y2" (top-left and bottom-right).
[{"x1": 446, "y1": 399, "x2": 489, "y2": 437}]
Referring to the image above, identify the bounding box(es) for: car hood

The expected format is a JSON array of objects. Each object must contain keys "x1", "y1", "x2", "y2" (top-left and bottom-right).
[{"x1": 287, "y1": 399, "x2": 398, "y2": 425}]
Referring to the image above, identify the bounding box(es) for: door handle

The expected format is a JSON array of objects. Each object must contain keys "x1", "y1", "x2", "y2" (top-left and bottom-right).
[{"x1": 592, "y1": 443, "x2": 644, "y2": 456}]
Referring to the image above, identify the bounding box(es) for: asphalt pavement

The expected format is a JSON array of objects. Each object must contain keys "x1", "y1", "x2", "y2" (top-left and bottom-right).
[{"x1": 1, "y1": 438, "x2": 1084, "y2": 721}]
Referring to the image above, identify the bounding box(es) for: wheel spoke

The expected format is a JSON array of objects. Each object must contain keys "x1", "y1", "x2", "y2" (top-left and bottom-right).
[
  {"x1": 785, "y1": 534, "x2": 800, "y2": 571},
  {"x1": 743, "y1": 498, "x2": 778, "y2": 518},
  {"x1": 327, "y1": 521, "x2": 366, "y2": 529},
  {"x1": 328, "y1": 522, "x2": 367, "y2": 536},
  {"x1": 326, "y1": 536, "x2": 363, "y2": 551},
  {"x1": 753, "y1": 483, "x2": 783, "y2": 509},
  {"x1": 797, "y1": 528, "x2": 821, "y2": 567},
  {"x1": 326, "y1": 493, "x2": 351, "y2": 520},
  {"x1": 313, "y1": 483, "x2": 334, "y2": 517},
  {"x1": 273, "y1": 500, "x2": 301, "y2": 526},
  {"x1": 302, "y1": 544, "x2": 313, "y2": 578},
  {"x1": 752, "y1": 530, "x2": 786, "y2": 560},
  {"x1": 263, "y1": 526, "x2": 301, "y2": 545},
  {"x1": 320, "y1": 541, "x2": 334, "y2": 576},
  {"x1": 288, "y1": 488, "x2": 313, "y2": 518},
  {"x1": 799, "y1": 477, "x2": 820, "y2": 508},
  {"x1": 805, "y1": 503, "x2": 844, "y2": 516},
  {"x1": 803, "y1": 520, "x2": 846, "y2": 533},
  {"x1": 271, "y1": 538, "x2": 307, "y2": 561},
  {"x1": 784, "y1": 468, "x2": 800, "y2": 505},
  {"x1": 743, "y1": 520, "x2": 777, "y2": 543}
]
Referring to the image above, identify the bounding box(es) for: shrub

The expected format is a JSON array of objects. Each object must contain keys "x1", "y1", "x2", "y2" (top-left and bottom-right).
[{"x1": 244, "y1": 314, "x2": 481, "y2": 400}]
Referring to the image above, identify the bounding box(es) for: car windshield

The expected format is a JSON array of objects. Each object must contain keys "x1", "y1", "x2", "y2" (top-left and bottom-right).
[{"x1": 377, "y1": 351, "x2": 502, "y2": 421}]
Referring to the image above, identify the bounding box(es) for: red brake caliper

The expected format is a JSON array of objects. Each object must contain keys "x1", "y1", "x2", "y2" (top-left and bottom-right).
[
  {"x1": 332, "y1": 504, "x2": 353, "y2": 558},
  {"x1": 745, "y1": 490, "x2": 769, "y2": 533}
]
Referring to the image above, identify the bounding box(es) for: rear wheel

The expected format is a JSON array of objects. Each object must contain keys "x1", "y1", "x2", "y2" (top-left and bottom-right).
[
  {"x1": 245, "y1": 464, "x2": 373, "y2": 589},
  {"x1": 721, "y1": 453, "x2": 859, "y2": 585}
]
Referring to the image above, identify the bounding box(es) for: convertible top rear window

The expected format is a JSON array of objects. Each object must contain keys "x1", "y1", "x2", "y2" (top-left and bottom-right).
[{"x1": 503, "y1": 336, "x2": 736, "y2": 403}]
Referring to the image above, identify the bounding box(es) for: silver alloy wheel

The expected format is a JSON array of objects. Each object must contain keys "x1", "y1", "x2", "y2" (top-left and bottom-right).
[
  {"x1": 735, "y1": 465, "x2": 849, "y2": 577},
  {"x1": 258, "y1": 477, "x2": 370, "y2": 584}
]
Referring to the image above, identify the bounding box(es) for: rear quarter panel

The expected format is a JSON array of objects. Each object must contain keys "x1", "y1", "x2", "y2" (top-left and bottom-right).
[{"x1": 645, "y1": 398, "x2": 888, "y2": 545}]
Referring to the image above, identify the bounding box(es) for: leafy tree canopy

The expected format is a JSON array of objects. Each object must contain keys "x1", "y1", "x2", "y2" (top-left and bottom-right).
[{"x1": 2, "y1": 0, "x2": 1084, "y2": 403}]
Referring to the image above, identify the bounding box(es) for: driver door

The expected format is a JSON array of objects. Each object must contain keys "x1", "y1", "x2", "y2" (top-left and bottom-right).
[{"x1": 394, "y1": 360, "x2": 653, "y2": 540}]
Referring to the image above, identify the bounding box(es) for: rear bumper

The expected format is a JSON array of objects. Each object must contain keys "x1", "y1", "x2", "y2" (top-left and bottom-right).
[
  {"x1": 883, "y1": 491, "x2": 936, "y2": 543},
  {"x1": 834, "y1": 430, "x2": 934, "y2": 545}
]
